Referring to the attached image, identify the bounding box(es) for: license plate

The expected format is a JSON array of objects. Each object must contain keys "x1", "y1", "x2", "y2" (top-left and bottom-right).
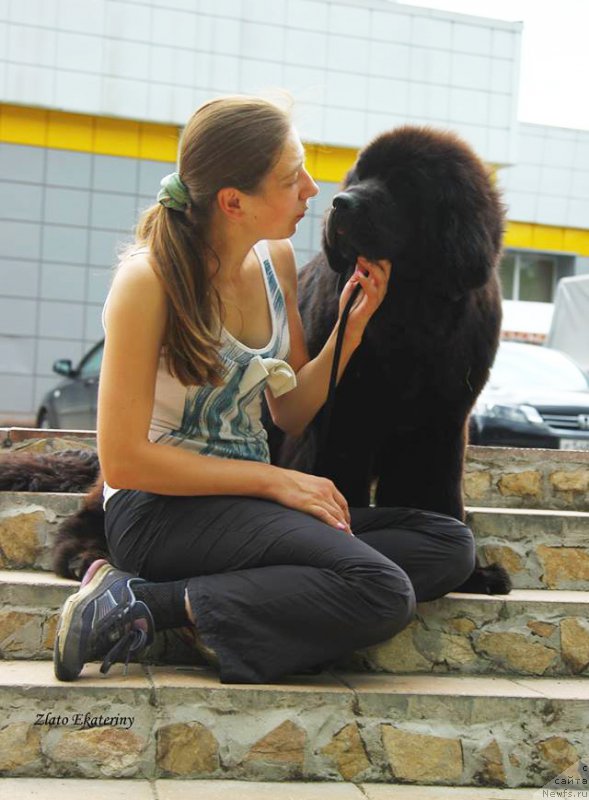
[{"x1": 560, "y1": 439, "x2": 589, "y2": 450}]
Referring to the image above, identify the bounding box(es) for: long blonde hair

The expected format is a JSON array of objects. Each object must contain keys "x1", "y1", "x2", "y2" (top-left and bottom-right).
[{"x1": 135, "y1": 95, "x2": 292, "y2": 386}]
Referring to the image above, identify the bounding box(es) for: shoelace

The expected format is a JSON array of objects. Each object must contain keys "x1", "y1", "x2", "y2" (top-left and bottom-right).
[
  {"x1": 100, "y1": 626, "x2": 150, "y2": 676},
  {"x1": 92, "y1": 601, "x2": 152, "y2": 676}
]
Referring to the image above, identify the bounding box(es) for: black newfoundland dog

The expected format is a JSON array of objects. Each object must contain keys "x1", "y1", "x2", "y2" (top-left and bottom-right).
[
  {"x1": 273, "y1": 125, "x2": 509, "y2": 594},
  {"x1": 1, "y1": 125, "x2": 509, "y2": 595}
]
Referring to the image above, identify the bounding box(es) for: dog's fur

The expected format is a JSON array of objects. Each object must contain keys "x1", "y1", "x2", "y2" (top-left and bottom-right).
[
  {"x1": 2, "y1": 126, "x2": 509, "y2": 594},
  {"x1": 272, "y1": 125, "x2": 510, "y2": 594}
]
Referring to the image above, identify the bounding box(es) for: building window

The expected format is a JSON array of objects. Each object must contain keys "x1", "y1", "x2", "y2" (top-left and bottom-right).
[{"x1": 500, "y1": 252, "x2": 556, "y2": 302}]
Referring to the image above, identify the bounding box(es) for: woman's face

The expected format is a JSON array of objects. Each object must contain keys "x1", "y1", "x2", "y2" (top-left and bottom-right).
[{"x1": 248, "y1": 126, "x2": 319, "y2": 239}]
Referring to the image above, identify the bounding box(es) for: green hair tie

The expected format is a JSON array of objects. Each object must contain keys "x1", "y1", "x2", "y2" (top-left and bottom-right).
[{"x1": 157, "y1": 172, "x2": 190, "y2": 211}]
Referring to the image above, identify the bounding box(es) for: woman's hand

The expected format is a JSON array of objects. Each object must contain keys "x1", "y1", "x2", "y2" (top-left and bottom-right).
[
  {"x1": 338, "y1": 256, "x2": 392, "y2": 341},
  {"x1": 270, "y1": 468, "x2": 353, "y2": 534}
]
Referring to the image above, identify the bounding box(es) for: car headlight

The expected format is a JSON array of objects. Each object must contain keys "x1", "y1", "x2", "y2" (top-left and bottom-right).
[{"x1": 474, "y1": 402, "x2": 544, "y2": 425}]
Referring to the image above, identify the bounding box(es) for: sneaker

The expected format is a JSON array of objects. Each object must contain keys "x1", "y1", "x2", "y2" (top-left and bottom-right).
[{"x1": 54, "y1": 559, "x2": 155, "y2": 681}]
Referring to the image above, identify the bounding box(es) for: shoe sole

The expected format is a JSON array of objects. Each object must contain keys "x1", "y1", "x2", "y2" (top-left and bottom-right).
[{"x1": 54, "y1": 560, "x2": 115, "y2": 681}]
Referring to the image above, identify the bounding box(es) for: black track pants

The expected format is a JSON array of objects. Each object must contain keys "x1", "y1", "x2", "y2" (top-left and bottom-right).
[{"x1": 105, "y1": 491, "x2": 475, "y2": 684}]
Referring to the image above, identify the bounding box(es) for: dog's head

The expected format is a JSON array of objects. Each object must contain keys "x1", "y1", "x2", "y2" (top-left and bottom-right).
[{"x1": 323, "y1": 125, "x2": 505, "y2": 299}]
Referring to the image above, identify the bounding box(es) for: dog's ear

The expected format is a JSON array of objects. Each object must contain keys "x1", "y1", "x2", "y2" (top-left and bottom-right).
[{"x1": 430, "y1": 167, "x2": 505, "y2": 298}]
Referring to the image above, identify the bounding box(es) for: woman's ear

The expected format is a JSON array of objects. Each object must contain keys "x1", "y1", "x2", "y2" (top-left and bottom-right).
[{"x1": 216, "y1": 187, "x2": 245, "y2": 221}]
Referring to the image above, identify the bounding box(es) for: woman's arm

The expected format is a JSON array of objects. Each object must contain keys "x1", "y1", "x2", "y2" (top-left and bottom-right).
[
  {"x1": 98, "y1": 252, "x2": 352, "y2": 530},
  {"x1": 265, "y1": 240, "x2": 390, "y2": 437}
]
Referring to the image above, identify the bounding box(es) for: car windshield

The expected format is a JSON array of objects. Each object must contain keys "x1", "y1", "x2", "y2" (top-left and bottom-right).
[{"x1": 488, "y1": 343, "x2": 589, "y2": 392}]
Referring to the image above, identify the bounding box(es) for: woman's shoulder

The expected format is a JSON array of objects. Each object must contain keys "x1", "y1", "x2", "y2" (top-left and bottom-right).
[{"x1": 266, "y1": 239, "x2": 298, "y2": 298}]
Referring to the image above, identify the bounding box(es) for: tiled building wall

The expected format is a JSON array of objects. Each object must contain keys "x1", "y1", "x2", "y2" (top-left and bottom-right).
[
  {"x1": 0, "y1": 0, "x2": 521, "y2": 164},
  {"x1": 499, "y1": 123, "x2": 589, "y2": 231},
  {"x1": 0, "y1": 135, "x2": 338, "y2": 421}
]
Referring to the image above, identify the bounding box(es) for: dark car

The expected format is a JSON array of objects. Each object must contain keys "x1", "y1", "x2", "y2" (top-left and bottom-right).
[
  {"x1": 36, "y1": 340, "x2": 104, "y2": 430},
  {"x1": 469, "y1": 341, "x2": 589, "y2": 449}
]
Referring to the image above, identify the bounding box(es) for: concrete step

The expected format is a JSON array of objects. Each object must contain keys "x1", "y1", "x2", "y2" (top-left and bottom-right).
[
  {"x1": 2, "y1": 428, "x2": 589, "y2": 512},
  {"x1": 2, "y1": 570, "x2": 589, "y2": 678},
  {"x1": 2, "y1": 492, "x2": 589, "y2": 590},
  {"x1": 0, "y1": 660, "x2": 587, "y2": 788},
  {"x1": 0, "y1": 777, "x2": 545, "y2": 799}
]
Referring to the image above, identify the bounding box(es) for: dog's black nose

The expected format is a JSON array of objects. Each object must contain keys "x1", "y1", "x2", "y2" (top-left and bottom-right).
[{"x1": 332, "y1": 193, "x2": 355, "y2": 211}]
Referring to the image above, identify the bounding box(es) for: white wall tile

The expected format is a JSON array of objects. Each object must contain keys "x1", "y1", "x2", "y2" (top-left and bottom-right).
[
  {"x1": 507, "y1": 163, "x2": 542, "y2": 192},
  {"x1": 199, "y1": 0, "x2": 242, "y2": 16},
  {"x1": 209, "y1": 53, "x2": 240, "y2": 92},
  {"x1": 155, "y1": 0, "x2": 203, "y2": 10},
  {"x1": 8, "y1": 25, "x2": 56, "y2": 68},
  {"x1": 5, "y1": 63, "x2": 54, "y2": 105},
  {"x1": 517, "y1": 133, "x2": 544, "y2": 164},
  {"x1": 286, "y1": 0, "x2": 328, "y2": 33},
  {"x1": 492, "y1": 29, "x2": 516, "y2": 59},
  {"x1": 410, "y1": 47, "x2": 451, "y2": 85},
  {"x1": 571, "y1": 171, "x2": 589, "y2": 200},
  {"x1": 285, "y1": 29, "x2": 327, "y2": 69},
  {"x1": 244, "y1": 0, "x2": 286, "y2": 25},
  {"x1": 365, "y1": 111, "x2": 407, "y2": 141},
  {"x1": 450, "y1": 53, "x2": 491, "y2": 91},
  {"x1": 540, "y1": 166, "x2": 571, "y2": 196},
  {"x1": 151, "y1": 7, "x2": 197, "y2": 49},
  {"x1": 105, "y1": 0, "x2": 151, "y2": 41},
  {"x1": 408, "y1": 82, "x2": 429, "y2": 119},
  {"x1": 490, "y1": 59, "x2": 514, "y2": 93},
  {"x1": 292, "y1": 101, "x2": 323, "y2": 142},
  {"x1": 213, "y1": 17, "x2": 241, "y2": 55},
  {"x1": 536, "y1": 195, "x2": 568, "y2": 226},
  {"x1": 489, "y1": 93, "x2": 512, "y2": 127},
  {"x1": 325, "y1": 70, "x2": 366, "y2": 111},
  {"x1": 542, "y1": 136, "x2": 576, "y2": 169},
  {"x1": 284, "y1": 64, "x2": 325, "y2": 101},
  {"x1": 425, "y1": 85, "x2": 450, "y2": 121},
  {"x1": 327, "y1": 34, "x2": 356, "y2": 74},
  {"x1": 567, "y1": 198, "x2": 589, "y2": 229},
  {"x1": 328, "y1": 4, "x2": 370, "y2": 39},
  {"x1": 10, "y1": 0, "x2": 58, "y2": 27},
  {"x1": 453, "y1": 22, "x2": 492, "y2": 55},
  {"x1": 487, "y1": 127, "x2": 512, "y2": 164},
  {"x1": 242, "y1": 21, "x2": 284, "y2": 62},
  {"x1": 452, "y1": 122, "x2": 488, "y2": 155},
  {"x1": 146, "y1": 83, "x2": 207, "y2": 125},
  {"x1": 58, "y1": 0, "x2": 105, "y2": 35},
  {"x1": 195, "y1": 15, "x2": 214, "y2": 52},
  {"x1": 54, "y1": 70, "x2": 101, "y2": 113},
  {"x1": 371, "y1": 10, "x2": 411, "y2": 44},
  {"x1": 574, "y1": 139, "x2": 589, "y2": 168},
  {"x1": 505, "y1": 190, "x2": 536, "y2": 220},
  {"x1": 324, "y1": 106, "x2": 365, "y2": 147},
  {"x1": 101, "y1": 76, "x2": 149, "y2": 118},
  {"x1": 103, "y1": 39, "x2": 150, "y2": 81},
  {"x1": 56, "y1": 32, "x2": 103, "y2": 73},
  {"x1": 412, "y1": 16, "x2": 451, "y2": 50},
  {"x1": 368, "y1": 77, "x2": 409, "y2": 117},
  {"x1": 369, "y1": 42, "x2": 410, "y2": 80},
  {"x1": 173, "y1": 49, "x2": 199, "y2": 89},
  {"x1": 0, "y1": 60, "x2": 6, "y2": 99},
  {"x1": 449, "y1": 87, "x2": 489, "y2": 125},
  {"x1": 239, "y1": 58, "x2": 284, "y2": 94}
]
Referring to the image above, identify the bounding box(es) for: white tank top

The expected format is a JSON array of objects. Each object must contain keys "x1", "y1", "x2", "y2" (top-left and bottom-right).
[{"x1": 101, "y1": 241, "x2": 293, "y2": 509}]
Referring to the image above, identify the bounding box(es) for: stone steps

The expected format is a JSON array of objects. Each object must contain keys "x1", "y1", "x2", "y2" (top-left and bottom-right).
[
  {"x1": 0, "y1": 659, "x2": 587, "y2": 788},
  {"x1": 2, "y1": 427, "x2": 589, "y2": 512},
  {"x1": 3, "y1": 491, "x2": 589, "y2": 590},
  {"x1": 0, "y1": 777, "x2": 545, "y2": 799},
  {"x1": 2, "y1": 570, "x2": 589, "y2": 678},
  {"x1": 2, "y1": 429, "x2": 589, "y2": 792}
]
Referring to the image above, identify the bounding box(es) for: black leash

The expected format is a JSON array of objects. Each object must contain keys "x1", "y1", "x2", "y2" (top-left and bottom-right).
[{"x1": 314, "y1": 280, "x2": 362, "y2": 476}]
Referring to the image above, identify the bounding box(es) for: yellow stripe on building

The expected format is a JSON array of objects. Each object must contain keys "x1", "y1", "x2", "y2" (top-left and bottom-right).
[
  {"x1": 2, "y1": 104, "x2": 589, "y2": 257},
  {"x1": 505, "y1": 221, "x2": 589, "y2": 257},
  {"x1": 0, "y1": 104, "x2": 178, "y2": 162}
]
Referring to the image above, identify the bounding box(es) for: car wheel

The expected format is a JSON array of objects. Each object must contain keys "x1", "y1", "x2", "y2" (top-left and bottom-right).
[{"x1": 37, "y1": 409, "x2": 52, "y2": 429}]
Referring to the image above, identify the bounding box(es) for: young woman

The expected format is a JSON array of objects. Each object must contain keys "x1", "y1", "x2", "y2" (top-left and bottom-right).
[{"x1": 53, "y1": 96, "x2": 475, "y2": 685}]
